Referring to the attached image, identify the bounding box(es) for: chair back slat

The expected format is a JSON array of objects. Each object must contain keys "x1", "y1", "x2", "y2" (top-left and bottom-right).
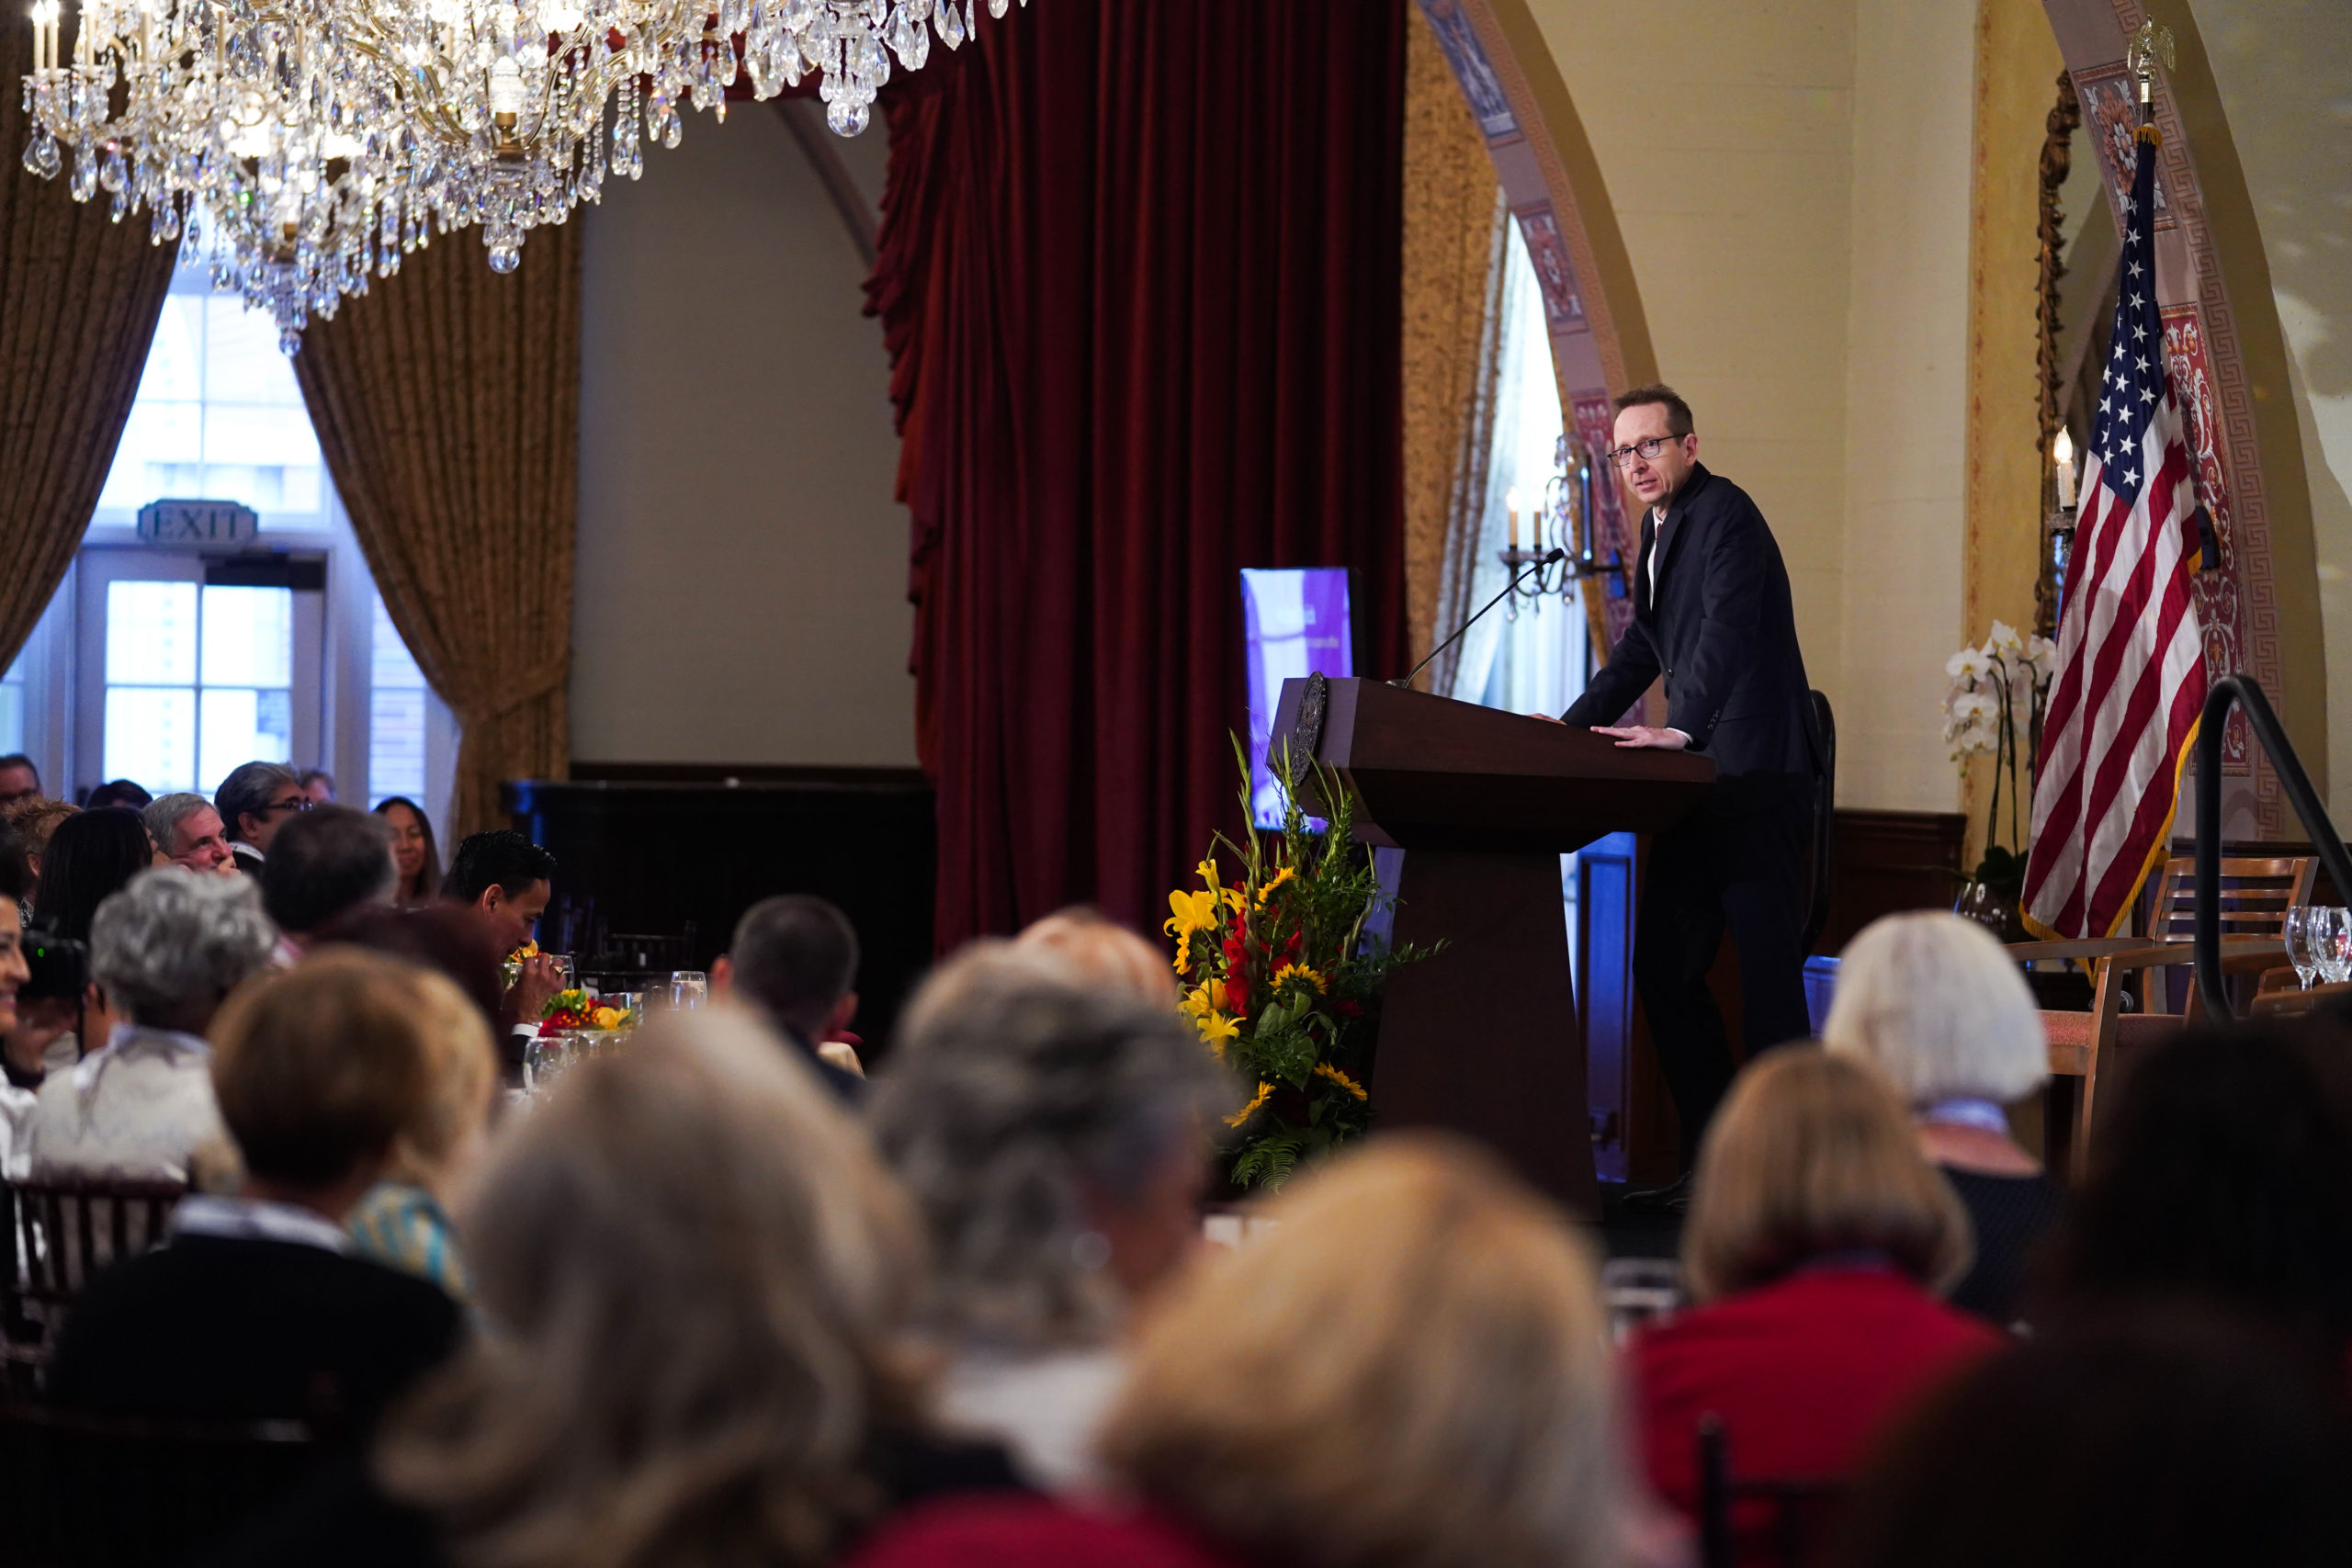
[
  {"x1": 0, "y1": 1177, "x2": 186, "y2": 1378},
  {"x1": 2146, "y1": 855, "x2": 2317, "y2": 942}
]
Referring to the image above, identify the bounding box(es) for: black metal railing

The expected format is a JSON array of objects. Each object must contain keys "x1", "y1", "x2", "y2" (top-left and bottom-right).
[{"x1": 2194, "y1": 675, "x2": 2352, "y2": 1017}]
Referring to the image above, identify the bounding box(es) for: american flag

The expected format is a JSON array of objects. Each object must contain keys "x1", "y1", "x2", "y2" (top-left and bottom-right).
[{"x1": 2021, "y1": 106, "x2": 2206, "y2": 941}]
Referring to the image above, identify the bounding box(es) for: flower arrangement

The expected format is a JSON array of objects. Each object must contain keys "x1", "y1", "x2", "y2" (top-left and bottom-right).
[
  {"x1": 537, "y1": 987, "x2": 592, "y2": 1034},
  {"x1": 1942, "y1": 620, "x2": 2058, "y2": 923},
  {"x1": 1168, "y1": 740, "x2": 1430, "y2": 1190}
]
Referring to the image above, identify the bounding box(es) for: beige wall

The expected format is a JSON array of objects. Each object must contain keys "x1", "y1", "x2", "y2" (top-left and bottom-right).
[
  {"x1": 1515, "y1": 0, "x2": 1977, "y2": 811},
  {"x1": 2192, "y1": 0, "x2": 2352, "y2": 819},
  {"x1": 571, "y1": 105, "x2": 917, "y2": 768}
]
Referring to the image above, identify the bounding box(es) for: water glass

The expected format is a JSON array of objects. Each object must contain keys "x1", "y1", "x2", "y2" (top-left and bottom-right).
[
  {"x1": 2286, "y1": 907, "x2": 2320, "y2": 990},
  {"x1": 669, "y1": 971, "x2": 709, "y2": 1010},
  {"x1": 2322, "y1": 908, "x2": 2352, "y2": 986},
  {"x1": 547, "y1": 953, "x2": 576, "y2": 991},
  {"x1": 525, "y1": 1030, "x2": 581, "y2": 1093},
  {"x1": 1600, "y1": 1256, "x2": 1685, "y2": 1346}
]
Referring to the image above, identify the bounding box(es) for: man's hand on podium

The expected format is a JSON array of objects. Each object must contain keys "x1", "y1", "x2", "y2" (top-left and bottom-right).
[{"x1": 1591, "y1": 724, "x2": 1690, "y2": 750}]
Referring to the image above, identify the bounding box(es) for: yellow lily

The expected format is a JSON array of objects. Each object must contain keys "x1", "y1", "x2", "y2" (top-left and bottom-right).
[
  {"x1": 1197, "y1": 1011, "x2": 1242, "y2": 1055},
  {"x1": 1165, "y1": 888, "x2": 1222, "y2": 938},
  {"x1": 1180, "y1": 978, "x2": 1231, "y2": 1020},
  {"x1": 1196, "y1": 857, "x2": 1221, "y2": 888}
]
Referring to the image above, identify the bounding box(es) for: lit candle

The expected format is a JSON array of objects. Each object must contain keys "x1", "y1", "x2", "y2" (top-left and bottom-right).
[
  {"x1": 2053, "y1": 427, "x2": 2076, "y2": 512},
  {"x1": 1506, "y1": 486, "x2": 1521, "y2": 551}
]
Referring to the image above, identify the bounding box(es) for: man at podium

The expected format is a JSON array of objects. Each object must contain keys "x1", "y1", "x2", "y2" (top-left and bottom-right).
[{"x1": 1558, "y1": 386, "x2": 1822, "y2": 1210}]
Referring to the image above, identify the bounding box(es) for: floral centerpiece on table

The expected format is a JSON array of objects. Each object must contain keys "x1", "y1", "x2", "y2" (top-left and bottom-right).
[
  {"x1": 1942, "y1": 620, "x2": 2058, "y2": 934},
  {"x1": 537, "y1": 988, "x2": 639, "y2": 1034},
  {"x1": 1167, "y1": 741, "x2": 1430, "y2": 1190}
]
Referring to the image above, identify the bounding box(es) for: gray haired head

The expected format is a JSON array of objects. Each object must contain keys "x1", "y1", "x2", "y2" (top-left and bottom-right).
[
  {"x1": 869, "y1": 946, "x2": 1240, "y2": 1350},
  {"x1": 92, "y1": 867, "x2": 280, "y2": 1032},
  {"x1": 214, "y1": 761, "x2": 301, "y2": 844},
  {"x1": 141, "y1": 793, "x2": 214, "y2": 858}
]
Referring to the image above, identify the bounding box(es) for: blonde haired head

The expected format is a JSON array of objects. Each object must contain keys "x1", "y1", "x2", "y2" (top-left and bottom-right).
[
  {"x1": 1014, "y1": 906, "x2": 1180, "y2": 1007},
  {"x1": 1822, "y1": 911, "x2": 2047, "y2": 1106},
  {"x1": 1102, "y1": 1134, "x2": 1623, "y2": 1568},
  {"x1": 1682, "y1": 1047, "x2": 1973, "y2": 1303}
]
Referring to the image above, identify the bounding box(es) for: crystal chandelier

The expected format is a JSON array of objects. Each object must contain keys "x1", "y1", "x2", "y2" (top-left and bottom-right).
[{"x1": 20, "y1": 0, "x2": 1023, "y2": 351}]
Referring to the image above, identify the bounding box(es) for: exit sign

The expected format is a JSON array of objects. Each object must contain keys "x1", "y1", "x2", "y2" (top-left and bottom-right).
[{"x1": 136, "y1": 499, "x2": 258, "y2": 546}]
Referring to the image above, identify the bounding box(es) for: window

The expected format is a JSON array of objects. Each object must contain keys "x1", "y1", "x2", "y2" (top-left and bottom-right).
[
  {"x1": 96, "y1": 286, "x2": 328, "y2": 527},
  {"x1": 99, "y1": 581, "x2": 294, "y2": 794},
  {"x1": 10, "y1": 257, "x2": 456, "y2": 828},
  {"x1": 368, "y1": 596, "x2": 431, "y2": 805}
]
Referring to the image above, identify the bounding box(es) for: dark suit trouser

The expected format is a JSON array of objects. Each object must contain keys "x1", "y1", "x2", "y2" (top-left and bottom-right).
[{"x1": 1634, "y1": 773, "x2": 1816, "y2": 1168}]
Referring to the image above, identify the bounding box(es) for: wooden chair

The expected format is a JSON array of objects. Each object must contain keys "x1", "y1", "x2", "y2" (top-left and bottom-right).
[
  {"x1": 0, "y1": 1401, "x2": 316, "y2": 1568},
  {"x1": 2010, "y1": 854, "x2": 2311, "y2": 1174},
  {"x1": 1696, "y1": 1415, "x2": 1845, "y2": 1568},
  {"x1": 1, "y1": 1177, "x2": 186, "y2": 1382}
]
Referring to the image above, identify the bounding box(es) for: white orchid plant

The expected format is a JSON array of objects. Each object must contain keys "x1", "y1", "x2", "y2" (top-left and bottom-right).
[{"x1": 1943, "y1": 620, "x2": 2058, "y2": 901}]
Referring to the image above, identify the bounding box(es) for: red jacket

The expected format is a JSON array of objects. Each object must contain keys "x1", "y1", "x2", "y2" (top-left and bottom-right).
[
  {"x1": 842, "y1": 1495, "x2": 1250, "y2": 1568},
  {"x1": 1631, "y1": 1264, "x2": 2002, "y2": 1551}
]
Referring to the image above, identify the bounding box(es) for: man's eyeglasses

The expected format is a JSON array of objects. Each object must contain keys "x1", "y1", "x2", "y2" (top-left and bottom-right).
[
  {"x1": 1607, "y1": 435, "x2": 1682, "y2": 468},
  {"x1": 263, "y1": 795, "x2": 315, "y2": 816}
]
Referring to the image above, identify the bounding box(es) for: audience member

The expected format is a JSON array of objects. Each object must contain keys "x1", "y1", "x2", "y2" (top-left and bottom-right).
[
  {"x1": 45, "y1": 951, "x2": 463, "y2": 1442},
  {"x1": 299, "y1": 768, "x2": 336, "y2": 806},
  {"x1": 2032, "y1": 1021, "x2": 2352, "y2": 1357},
  {"x1": 145, "y1": 792, "x2": 239, "y2": 877},
  {"x1": 0, "y1": 834, "x2": 34, "y2": 1170},
  {"x1": 372, "y1": 796, "x2": 443, "y2": 906},
  {"x1": 345, "y1": 957, "x2": 499, "y2": 1299},
  {"x1": 850, "y1": 1135, "x2": 1628, "y2": 1568},
  {"x1": 26, "y1": 868, "x2": 277, "y2": 1184},
  {"x1": 1631, "y1": 1049, "x2": 1999, "y2": 1558},
  {"x1": 868, "y1": 950, "x2": 1237, "y2": 1494},
  {"x1": 235, "y1": 1008, "x2": 1016, "y2": 1568},
  {"x1": 261, "y1": 806, "x2": 398, "y2": 949},
  {"x1": 216, "y1": 761, "x2": 311, "y2": 873},
  {"x1": 319, "y1": 903, "x2": 507, "y2": 1035},
  {"x1": 716, "y1": 893, "x2": 867, "y2": 1096},
  {"x1": 446, "y1": 830, "x2": 561, "y2": 1055},
  {"x1": 2, "y1": 794, "x2": 77, "y2": 897},
  {"x1": 0, "y1": 752, "x2": 41, "y2": 805},
  {"x1": 1015, "y1": 906, "x2": 1182, "y2": 1007},
  {"x1": 30, "y1": 804, "x2": 155, "y2": 943},
  {"x1": 1836, "y1": 1310, "x2": 2352, "y2": 1568},
  {"x1": 1823, "y1": 911, "x2": 2058, "y2": 1325},
  {"x1": 84, "y1": 778, "x2": 153, "y2": 811}
]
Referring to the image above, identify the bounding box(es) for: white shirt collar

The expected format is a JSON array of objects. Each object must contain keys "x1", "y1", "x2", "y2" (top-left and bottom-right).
[
  {"x1": 68, "y1": 1024, "x2": 210, "y2": 1095},
  {"x1": 171, "y1": 1193, "x2": 353, "y2": 1255}
]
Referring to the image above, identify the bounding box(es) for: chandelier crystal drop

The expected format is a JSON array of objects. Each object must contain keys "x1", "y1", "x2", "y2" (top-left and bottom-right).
[{"x1": 19, "y1": 0, "x2": 1028, "y2": 350}]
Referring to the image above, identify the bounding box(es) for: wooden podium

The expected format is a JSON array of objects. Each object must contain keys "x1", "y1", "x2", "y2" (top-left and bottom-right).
[{"x1": 1270, "y1": 676, "x2": 1714, "y2": 1216}]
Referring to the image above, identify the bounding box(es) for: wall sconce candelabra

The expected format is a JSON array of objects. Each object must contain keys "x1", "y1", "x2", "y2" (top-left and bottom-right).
[
  {"x1": 1498, "y1": 434, "x2": 1626, "y2": 620},
  {"x1": 2038, "y1": 425, "x2": 2078, "y2": 637}
]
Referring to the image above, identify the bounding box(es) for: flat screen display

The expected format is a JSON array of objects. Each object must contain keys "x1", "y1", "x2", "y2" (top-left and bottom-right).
[{"x1": 1239, "y1": 567, "x2": 1352, "y2": 829}]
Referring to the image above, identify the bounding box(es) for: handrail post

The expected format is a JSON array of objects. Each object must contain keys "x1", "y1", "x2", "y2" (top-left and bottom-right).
[{"x1": 2193, "y1": 676, "x2": 2352, "y2": 1018}]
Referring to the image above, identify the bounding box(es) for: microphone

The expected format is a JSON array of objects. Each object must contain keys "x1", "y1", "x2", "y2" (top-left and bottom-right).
[{"x1": 1390, "y1": 548, "x2": 1566, "y2": 690}]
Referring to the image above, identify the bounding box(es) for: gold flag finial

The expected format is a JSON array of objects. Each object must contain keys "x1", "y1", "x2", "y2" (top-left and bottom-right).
[{"x1": 2129, "y1": 19, "x2": 2176, "y2": 104}]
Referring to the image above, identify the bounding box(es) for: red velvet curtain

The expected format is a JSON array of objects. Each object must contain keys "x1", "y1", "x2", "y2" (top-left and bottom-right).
[{"x1": 868, "y1": 0, "x2": 1409, "y2": 951}]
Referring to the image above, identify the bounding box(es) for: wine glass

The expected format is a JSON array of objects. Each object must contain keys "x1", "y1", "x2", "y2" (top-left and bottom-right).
[
  {"x1": 669, "y1": 971, "x2": 708, "y2": 1010},
  {"x1": 548, "y1": 953, "x2": 576, "y2": 991},
  {"x1": 2285, "y1": 907, "x2": 2319, "y2": 991},
  {"x1": 526, "y1": 1030, "x2": 580, "y2": 1094}
]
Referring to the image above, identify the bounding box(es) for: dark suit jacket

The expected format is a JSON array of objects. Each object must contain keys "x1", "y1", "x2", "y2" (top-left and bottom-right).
[
  {"x1": 46, "y1": 1235, "x2": 461, "y2": 1441},
  {"x1": 1561, "y1": 463, "x2": 1819, "y2": 779}
]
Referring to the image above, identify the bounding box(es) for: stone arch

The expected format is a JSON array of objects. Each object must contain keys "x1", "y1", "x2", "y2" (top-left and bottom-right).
[{"x1": 1413, "y1": 0, "x2": 1657, "y2": 662}]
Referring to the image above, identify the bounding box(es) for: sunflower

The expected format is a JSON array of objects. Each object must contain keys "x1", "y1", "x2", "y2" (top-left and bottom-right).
[
  {"x1": 1224, "y1": 1080, "x2": 1274, "y2": 1128},
  {"x1": 1313, "y1": 1061, "x2": 1368, "y2": 1101}
]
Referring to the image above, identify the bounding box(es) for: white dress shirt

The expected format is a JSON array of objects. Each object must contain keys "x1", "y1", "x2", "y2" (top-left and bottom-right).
[
  {"x1": 933, "y1": 1345, "x2": 1126, "y2": 1496},
  {"x1": 26, "y1": 1024, "x2": 230, "y2": 1183}
]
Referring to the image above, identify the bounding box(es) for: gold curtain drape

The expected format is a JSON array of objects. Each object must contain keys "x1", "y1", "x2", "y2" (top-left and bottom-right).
[
  {"x1": 0, "y1": 8, "x2": 180, "y2": 676},
  {"x1": 1400, "y1": 3, "x2": 1509, "y2": 692},
  {"x1": 290, "y1": 227, "x2": 581, "y2": 840}
]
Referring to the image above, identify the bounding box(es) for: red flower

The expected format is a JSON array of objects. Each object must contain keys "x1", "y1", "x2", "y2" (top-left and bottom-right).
[{"x1": 1334, "y1": 998, "x2": 1363, "y2": 1018}]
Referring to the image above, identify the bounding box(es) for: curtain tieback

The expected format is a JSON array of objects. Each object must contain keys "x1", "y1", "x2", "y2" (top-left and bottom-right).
[{"x1": 456, "y1": 654, "x2": 571, "y2": 724}]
